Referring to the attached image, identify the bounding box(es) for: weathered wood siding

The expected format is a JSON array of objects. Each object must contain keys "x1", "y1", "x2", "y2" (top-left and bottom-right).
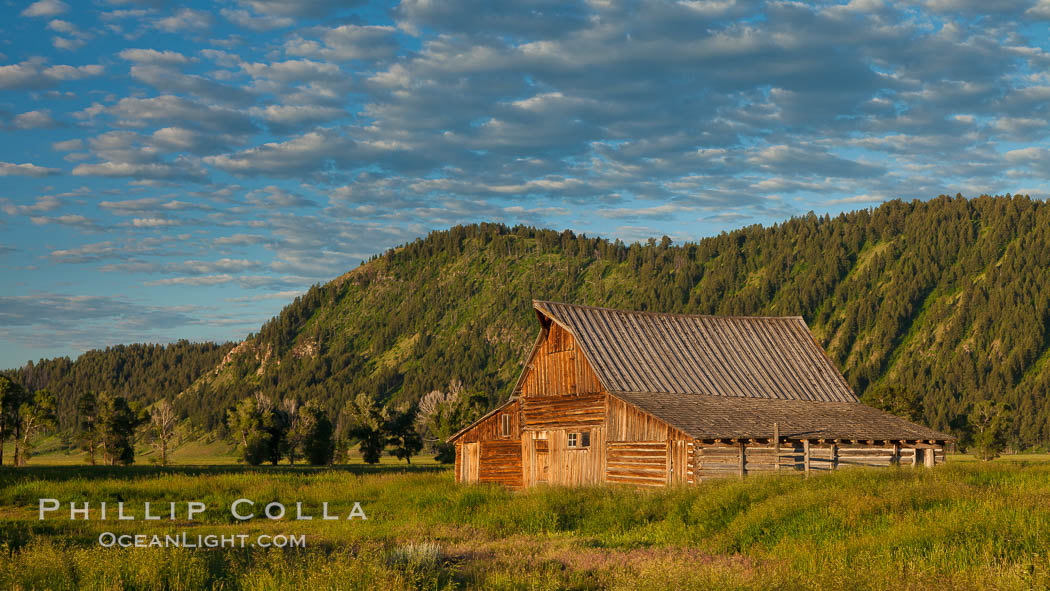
[
  {"x1": 608, "y1": 395, "x2": 677, "y2": 441},
  {"x1": 455, "y1": 401, "x2": 522, "y2": 484},
  {"x1": 459, "y1": 442, "x2": 479, "y2": 482},
  {"x1": 523, "y1": 392, "x2": 604, "y2": 429},
  {"x1": 519, "y1": 391, "x2": 606, "y2": 485},
  {"x1": 606, "y1": 441, "x2": 667, "y2": 487},
  {"x1": 478, "y1": 440, "x2": 523, "y2": 488},
  {"x1": 694, "y1": 441, "x2": 946, "y2": 481},
  {"x1": 670, "y1": 439, "x2": 694, "y2": 484},
  {"x1": 522, "y1": 429, "x2": 605, "y2": 486},
  {"x1": 456, "y1": 400, "x2": 520, "y2": 444},
  {"x1": 694, "y1": 444, "x2": 741, "y2": 480},
  {"x1": 519, "y1": 323, "x2": 603, "y2": 397}
]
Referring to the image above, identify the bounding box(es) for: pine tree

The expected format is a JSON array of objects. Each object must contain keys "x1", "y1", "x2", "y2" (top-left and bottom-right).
[
  {"x1": 97, "y1": 394, "x2": 146, "y2": 466},
  {"x1": 385, "y1": 406, "x2": 423, "y2": 464},
  {"x1": 299, "y1": 402, "x2": 335, "y2": 465},
  {"x1": 16, "y1": 389, "x2": 57, "y2": 465},
  {"x1": 345, "y1": 393, "x2": 386, "y2": 464}
]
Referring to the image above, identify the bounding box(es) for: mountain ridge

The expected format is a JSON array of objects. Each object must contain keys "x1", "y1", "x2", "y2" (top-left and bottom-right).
[{"x1": 8, "y1": 194, "x2": 1050, "y2": 449}]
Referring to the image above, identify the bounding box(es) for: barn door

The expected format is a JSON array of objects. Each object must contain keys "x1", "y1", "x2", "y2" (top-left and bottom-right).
[
  {"x1": 463, "y1": 442, "x2": 480, "y2": 482},
  {"x1": 536, "y1": 450, "x2": 550, "y2": 483}
]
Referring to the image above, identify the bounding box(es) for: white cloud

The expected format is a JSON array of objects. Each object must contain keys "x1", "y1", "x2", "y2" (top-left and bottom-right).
[
  {"x1": 21, "y1": 0, "x2": 68, "y2": 17},
  {"x1": 106, "y1": 95, "x2": 257, "y2": 134},
  {"x1": 29, "y1": 214, "x2": 98, "y2": 230},
  {"x1": 13, "y1": 109, "x2": 59, "y2": 129},
  {"x1": 0, "y1": 195, "x2": 63, "y2": 215},
  {"x1": 1029, "y1": 0, "x2": 1050, "y2": 17},
  {"x1": 220, "y1": 8, "x2": 293, "y2": 31},
  {"x1": 250, "y1": 104, "x2": 346, "y2": 131},
  {"x1": 214, "y1": 233, "x2": 268, "y2": 246},
  {"x1": 46, "y1": 18, "x2": 77, "y2": 33},
  {"x1": 204, "y1": 129, "x2": 353, "y2": 177},
  {"x1": 0, "y1": 60, "x2": 103, "y2": 90},
  {"x1": 239, "y1": 59, "x2": 344, "y2": 84},
  {"x1": 130, "y1": 217, "x2": 182, "y2": 228},
  {"x1": 226, "y1": 289, "x2": 305, "y2": 302},
  {"x1": 72, "y1": 160, "x2": 207, "y2": 182},
  {"x1": 53, "y1": 138, "x2": 84, "y2": 151},
  {"x1": 52, "y1": 37, "x2": 87, "y2": 51},
  {"x1": 0, "y1": 161, "x2": 61, "y2": 176},
  {"x1": 118, "y1": 48, "x2": 192, "y2": 65},
  {"x1": 826, "y1": 194, "x2": 890, "y2": 205},
  {"x1": 237, "y1": 0, "x2": 358, "y2": 18},
  {"x1": 154, "y1": 8, "x2": 213, "y2": 33},
  {"x1": 144, "y1": 274, "x2": 235, "y2": 286},
  {"x1": 245, "y1": 185, "x2": 318, "y2": 208},
  {"x1": 284, "y1": 25, "x2": 399, "y2": 61},
  {"x1": 48, "y1": 241, "x2": 120, "y2": 263}
]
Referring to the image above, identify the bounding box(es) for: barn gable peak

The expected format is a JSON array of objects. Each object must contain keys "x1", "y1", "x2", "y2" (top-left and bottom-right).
[{"x1": 531, "y1": 300, "x2": 858, "y2": 403}]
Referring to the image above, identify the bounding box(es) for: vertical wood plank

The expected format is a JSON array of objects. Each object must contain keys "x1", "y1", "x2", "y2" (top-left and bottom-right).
[
  {"x1": 666, "y1": 440, "x2": 673, "y2": 485},
  {"x1": 773, "y1": 423, "x2": 780, "y2": 472},
  {"x1": 738, "y1": 441, "x2": 745, "y2": 478},
  {"x1": 803, "y1": 439, "x2": 811, "y2": 475}
]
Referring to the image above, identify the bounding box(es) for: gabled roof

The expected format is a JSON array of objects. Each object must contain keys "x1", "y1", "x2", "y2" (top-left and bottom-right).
[
  {"x1": 533, "y1": 300, "x2": 857, "y2": 403},
  {"x1": 449, "y1": 301, "x2": 952, "y2": 445},
  {"x1": 611, "y1": 391, "x2": 951, "y2": 442}
]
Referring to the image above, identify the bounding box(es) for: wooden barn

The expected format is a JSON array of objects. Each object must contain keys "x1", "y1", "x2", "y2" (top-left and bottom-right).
[{"x1": 449, "y1": 301, "x2": 952, "y2": 488}]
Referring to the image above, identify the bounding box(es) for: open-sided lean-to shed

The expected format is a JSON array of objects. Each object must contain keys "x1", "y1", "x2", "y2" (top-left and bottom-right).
[{"x1": 449, "y1": 301, "x2": 952, "y2": 488}]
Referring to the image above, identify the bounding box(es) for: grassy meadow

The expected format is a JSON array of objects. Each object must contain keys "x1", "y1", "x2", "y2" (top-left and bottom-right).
[{"x1": 2, "y1": 458, "x2": 1050, "y2": 590}]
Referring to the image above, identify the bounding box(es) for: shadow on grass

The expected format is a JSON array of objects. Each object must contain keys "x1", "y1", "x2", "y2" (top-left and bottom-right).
[{"x1": 0, "y1": 463, "x2": 449, "y2": 485}]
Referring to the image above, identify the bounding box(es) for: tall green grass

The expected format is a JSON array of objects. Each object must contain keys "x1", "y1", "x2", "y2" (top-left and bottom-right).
[{"x1": 2, "y1": 461, "x2": 1049, "y2": 590}]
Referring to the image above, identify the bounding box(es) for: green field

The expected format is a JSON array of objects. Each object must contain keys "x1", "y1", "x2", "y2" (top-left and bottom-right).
[
  {"x1": 4, "y1": 436, "x2": 443, "y2": 467},
  {"x1": 2, "y1": 459, "x2": 1050, "y2": 590}
]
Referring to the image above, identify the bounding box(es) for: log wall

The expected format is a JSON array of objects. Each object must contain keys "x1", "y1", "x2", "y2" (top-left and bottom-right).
[
  {"x1": 522, "y1": 392, "x2": 604, "y2": 429},
  {"x1": 694, "y1": 440, "x2": 947, "y2": 481},
  {"x1": 606, "y1": 441, "x2": 667, "y2": 487},
  {"x1": 478, "y1": 440, "x2": 523, "y2": 488}
]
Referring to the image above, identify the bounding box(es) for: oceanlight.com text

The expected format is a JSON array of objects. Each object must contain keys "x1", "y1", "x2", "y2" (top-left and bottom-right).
[{"x1": 97, "y1": 532, "x2": 306, "y2": 549}]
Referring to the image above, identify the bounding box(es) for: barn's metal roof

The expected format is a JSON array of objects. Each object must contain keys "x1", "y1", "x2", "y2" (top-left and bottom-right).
[{"x1": 533, "y1": 300, "x2": 858, "y2": 403}]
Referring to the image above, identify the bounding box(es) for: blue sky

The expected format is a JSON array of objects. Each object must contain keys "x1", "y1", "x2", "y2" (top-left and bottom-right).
[{"x1": 2, "y1": 0, "x2": 1049, "y2": 368}]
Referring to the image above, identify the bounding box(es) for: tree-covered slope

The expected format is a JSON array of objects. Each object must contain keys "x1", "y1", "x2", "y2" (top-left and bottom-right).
[
  {"x1": 176, "y1": 194, "x2": 1050, "y2": 448},
  {"x1": 10, "y1": 195, "x2": 1050, "y2": 449},
  {"x1": 7, "y1": 341, "x2": 234, "y2": 431}
]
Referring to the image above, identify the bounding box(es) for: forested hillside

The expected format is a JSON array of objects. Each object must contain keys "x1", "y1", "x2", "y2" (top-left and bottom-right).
[
  {"x1": 7, "y1": 342, "x2": 233, "y2": 434},
  {"x1": 8, "y1": 195, "x2": 1050, "y2": 449}
]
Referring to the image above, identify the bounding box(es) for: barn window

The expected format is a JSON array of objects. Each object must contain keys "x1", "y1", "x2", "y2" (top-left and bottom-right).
[
  {"x1": 581, "y1": 432, "x2": 590, "y2": 447},
  {"x1": 500, "y1": 413, "x2": 511, "y2": 437},
  {"x1": 568, "y1": 433, "x2": 578, "y2": 447}
]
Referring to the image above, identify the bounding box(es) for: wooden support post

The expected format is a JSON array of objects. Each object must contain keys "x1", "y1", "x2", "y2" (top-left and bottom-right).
[
  {"x1": 831, "y1": 442, "x2": 838, "y2": 470},
  {"x1": 738, "y1": 441, "x2": 745, "y2": 478},
  {"x1": 773, "y1": 423, "x2": 780, "y2": 472},
  {"x1": 891, "y1": 442, "x2": 900, "y2": 466},
  {"x1": 803, "y1": 439, "x2": 811, "y2": 475},
  {"x1": 925, "y1": 447, "x2": 935, "y2": 469}
]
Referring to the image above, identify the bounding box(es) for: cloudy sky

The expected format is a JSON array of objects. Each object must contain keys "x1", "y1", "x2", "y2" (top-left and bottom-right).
[{"x1": 1, "y1": 0, "x2": 1048, "y2": 367}]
